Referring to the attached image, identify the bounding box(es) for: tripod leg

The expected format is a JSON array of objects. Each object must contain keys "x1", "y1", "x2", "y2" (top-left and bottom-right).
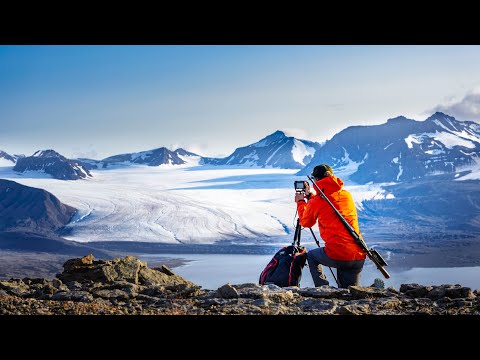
[{"x1": 292, "y1": 218, "x2": 301, "y2": 246}]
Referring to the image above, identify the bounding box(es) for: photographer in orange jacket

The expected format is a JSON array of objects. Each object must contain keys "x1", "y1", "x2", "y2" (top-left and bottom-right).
[{"x1": 295, "y1": 164, "x2": 366, "y2": 288}]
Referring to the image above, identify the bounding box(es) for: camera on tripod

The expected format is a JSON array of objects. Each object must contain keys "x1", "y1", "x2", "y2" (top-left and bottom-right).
[{"x1": 294, "y1": 180, "x2": 307, "y2": 193}]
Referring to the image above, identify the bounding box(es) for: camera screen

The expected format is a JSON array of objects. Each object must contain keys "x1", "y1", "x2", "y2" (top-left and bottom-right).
[{"x1": 294, "y1": 181, "x2": 305, "y2": 190}]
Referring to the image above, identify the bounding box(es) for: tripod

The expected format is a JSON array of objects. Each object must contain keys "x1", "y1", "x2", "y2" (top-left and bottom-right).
[{"x1": 293, "y1": 217, "x2": 339, "y2": 287}]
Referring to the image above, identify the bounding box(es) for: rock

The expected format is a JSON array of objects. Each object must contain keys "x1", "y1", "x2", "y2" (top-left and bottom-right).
[
  {"x1": 387, "y1": 286, "x2": 399, "y2": 294},
  {"x1": 158, "y1": 265, "x2": 175, "y2": 276},
  {"x1": 52, "y1": 291, "x2": 94, "y2": 302},
  {"x1": 141, "y1": 285, "x2": 168, "y2": 298},
  {"x1": 136, "y1": 294, "x2": 162, "y2": 303},
  {"x1": 0, "y1": 280, "x2": 30, "y2": 296},
  {"x1": 58, "y1": 284, "x2": 70, "y2": 292},
  {"x1": 371, "y1": 298, "x2": 402, "y2": 311},
  {"x1": 167, "y1": 284, "x2": 203, "y2": 298},
  {"x1": 42, "y1": 284, "x2": 57, "y2": 296},
  {"x1": 217, "y1": 284, "x2": 239, "y2": 299},
  {"x1": 253, "y1": 298, "x2": 272, "y2": 308},
  {"x1": 94, "y1": 289, "x2": 130, "y2": 300},
  {"x1": 298, "y1": 286, "x2": 350, "y2": 299},
  {"x1": 400, "y1": 283, "x2": 433, "y2": 298},
  {"x1": 336, "y1": 302, "x2": 371, "y2": 315},
  {"x1": 138, "y1": 267, "x2": 192, "y2": 287},
  {"x1": 66, "y1": 281, "x2": 83, "y2": 291},
  {"x1": 427, "y1": 285, "x2": 475, "y2": 300},
  {"x1": 52, "y1": 279, "x2": 63, "y2": 288},
  {"x1": 349, "y1": 286, "x2": 391, "y2": 299},
  {"x1": 236, "y1": 284, "x2": 294, "y2": 303},
  {"x1": 233, "y1": 283, "x2": 260, "y2": 290},
  {"x1": 298, "y1": 298, "x2": 337, "y2": 313},
  {"x1": 105, "y1": 281, "x2": 139, "y2": 297},
  {"x1": 201, "y1": 298, "x2": 229, "y2": 307},
  {"x1": 425, "y1": 285, "x2": 447, "y2": 300},
  {"x1": 109, "y1": 256, "x2": 146, "y2": 284},
  {"x1": 2, "y1": 253, "x2": 479, "y2": 315},
  {"x1": 57, "y1": 254, "x2": 195, "y2": 288},
  {"x1": 23, "y1": 278, "x2": 48, "y2": 286},
  {"x1": 283, "y1": 286, "x2": 301, "y2": 293},
  {"x1": 82, "y1": 254, "x2": 94, "y2": 264}
]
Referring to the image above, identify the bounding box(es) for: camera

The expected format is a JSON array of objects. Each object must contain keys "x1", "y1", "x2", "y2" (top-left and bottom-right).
[{"x1": 294, "y1": 180, "x2": 306, "y2": 193}]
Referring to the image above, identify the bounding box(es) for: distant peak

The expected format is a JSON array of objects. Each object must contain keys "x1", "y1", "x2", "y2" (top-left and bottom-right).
[
  {"x1": 269, "y1": 130, "x2": 287, "y2": 138},
  {"x1": 426, "y1": 112, "x2": 456, "y2": 122},
  {"x1": 32, "y1": 149, "x2": 64, "y2": 158},
  {"x1": 0, "y1": 150, "x2": 16, "y2": 162},
  {"x1": 252, "y1": 130, "x2": 289, "y2": 148},
  {"x1": 387, "y1": 115, "x2": 409, "y2": 123},
  {"x1": 147, "y1": 147, "x2": 167, "y2": 152}
]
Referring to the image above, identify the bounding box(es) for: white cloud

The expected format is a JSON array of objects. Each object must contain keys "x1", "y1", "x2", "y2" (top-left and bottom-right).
[
  {"x1": 431, "y1": 89, "x2": 480, "y2": 121},
  {"x1": 167, "y1": 142, "x2": 211, "y2": 157},
  {"x1": 279, "y1": 128, "x2": 309, "y2": 140}
]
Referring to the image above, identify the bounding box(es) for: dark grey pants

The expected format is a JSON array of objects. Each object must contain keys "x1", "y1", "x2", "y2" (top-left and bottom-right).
[{"x1": 307, "y1": 247, "x2": 365, "y2": 288}]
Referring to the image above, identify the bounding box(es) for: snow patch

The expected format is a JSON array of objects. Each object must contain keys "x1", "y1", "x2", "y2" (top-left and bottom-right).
[
  {"x1": 405, "y1": 134, "x2": 429, "y2": 148},
  {"x1": 433, "y1": 119, "x2": 452, "y2": 132},
  {"x1": 425, "y1": 149, "x2": 445, "y2": 155},
  {"x1": 396, "y1": 165, "x2": 403, "y2": 181},
  {"x1": 177, "y1": 154, "x2": 201, "y2": 166},
  {"x1": 291, "y1": 139, "x2": 316, "y2": 166},
  {"x1": 0, "y1": 158, "x2": 15, "y2": 167},
  {"x1": 405, "y1": 131, "x2": 476, "y2": 150},
  {"x1": 452, "y1": 130, "x2": 480, "y2": 144},
  {"x1": 347, "y1": 183, "x2": 396, "y2": 211},
  {"x1": 432, "y1": 131, "x2": 475, "y2": 149},
  {"x1": 265, "y1": 142, "x2": 288, "y2": 164},
  {"x1": 131, "y1": 150, "x2": 153, "y2": 161},
  {"x1": 333, "y1": 148, "x2": 365, "y2": 181}
]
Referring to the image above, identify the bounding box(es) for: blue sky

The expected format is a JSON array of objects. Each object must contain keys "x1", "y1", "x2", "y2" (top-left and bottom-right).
[{"x1": 1, "y1": 45, "x2": 480, "y2": 159}]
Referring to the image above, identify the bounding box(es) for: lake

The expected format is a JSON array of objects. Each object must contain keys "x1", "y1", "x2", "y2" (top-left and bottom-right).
[{"x1": 138, "y1": 253, "x2": 480, "y2": 291}]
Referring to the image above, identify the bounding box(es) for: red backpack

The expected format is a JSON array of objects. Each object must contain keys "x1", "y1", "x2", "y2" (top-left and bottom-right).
[{"x1": 259, "y1": 244, "x2": 307, "y2": 287}]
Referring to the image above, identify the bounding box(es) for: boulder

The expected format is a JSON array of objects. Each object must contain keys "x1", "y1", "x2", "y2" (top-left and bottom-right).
[
  {"x1": 217, "y1": 284, "x2": 239, "y2": 299},
  {"x1": 57, "y1": 254, "x2": 196, "y2": 288},
  {"x1": 400, "y1": 283, "x2": 433, "y2": 298},
  {"x1": 426, "y1": 285, "x2": 475, "y2": 300}
]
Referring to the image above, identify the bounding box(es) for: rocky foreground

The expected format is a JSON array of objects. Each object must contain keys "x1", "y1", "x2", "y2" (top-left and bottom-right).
[{"x1": 0, "y1": 254, "x2": 479, "y2": 315}]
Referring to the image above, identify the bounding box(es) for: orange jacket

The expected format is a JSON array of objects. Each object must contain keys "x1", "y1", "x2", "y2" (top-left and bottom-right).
[{"x1": 297, "y1": 176, "x2": 366, "y2": 261}]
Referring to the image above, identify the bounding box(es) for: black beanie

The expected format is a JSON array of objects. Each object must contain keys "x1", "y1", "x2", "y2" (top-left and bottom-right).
[{"x1": 311, "y1": 164, "x2": 333, "y2": 179}]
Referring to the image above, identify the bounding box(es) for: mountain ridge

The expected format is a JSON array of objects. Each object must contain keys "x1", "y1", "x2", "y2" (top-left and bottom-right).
[
  {"x1": 13, "y1": 150, "x2": 92, "y2": 180},
  {"x1": 3, "y1": 112, "x2": 480, "y2": 182},
  {"x1": 297, "y1": 112, "x2": 480, "y2": 183},
  {"x1": 202, "y1": 130, "x2": 322, "y2": 168}
]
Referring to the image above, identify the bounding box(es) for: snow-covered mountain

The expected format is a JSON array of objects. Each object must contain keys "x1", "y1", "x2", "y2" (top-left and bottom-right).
[
  {"x1": 202, "y1": 130, "x2": 322, "y2": 168},
  {"x1": 297, "y1": 112, "x2": 480, "y2": 184},
  {"x1": 0, "y1": 150, "x2": 18, "y2": 166},
  {"x1": 13, "y1": 150, "x2": 92, "y2": 180},
  {"x1": 86, "y1": 147, "x2": 202, "y2": 169}
]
